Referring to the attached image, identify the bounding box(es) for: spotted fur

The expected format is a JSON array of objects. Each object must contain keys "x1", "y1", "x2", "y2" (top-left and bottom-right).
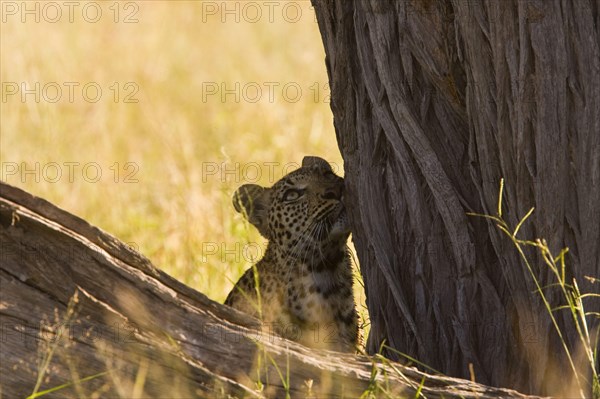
[{"x1": 224, "y1": 156, "x2": 359, "y2": 352}]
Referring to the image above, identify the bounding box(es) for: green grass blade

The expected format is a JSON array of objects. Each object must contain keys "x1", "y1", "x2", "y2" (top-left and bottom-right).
[
  {"x1": 466, "y1": 212, "x2": 503, "y2": 224},
  {"x1": 580, "y1": 294, "x2": 600, "y2": 299},
  {"x1": 513, "y1": 207, "x2": 534, "y2": 237},
  {"x1": 414, "y1": 376, "x2": 426, "y2": 399},
  {"x1": 497, "y1": 178, "x2": 504, "y2": 217},
  {"x1": 382, "y1": 345, "x2": 442, "y2": 375},
  {"x1": 27, "y1": 371, "x2": 108, "y2": 399}
]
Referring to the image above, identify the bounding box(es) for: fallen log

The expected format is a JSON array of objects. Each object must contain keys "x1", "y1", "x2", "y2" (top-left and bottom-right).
[{"x1": 0, "y1": 181, "x2": 542, "y2": 398}]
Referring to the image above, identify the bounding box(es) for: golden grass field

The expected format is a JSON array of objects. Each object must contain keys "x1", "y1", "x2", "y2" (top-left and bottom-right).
[{"x1": 1, "y1": 1, "x2": 367, "y2": 324}]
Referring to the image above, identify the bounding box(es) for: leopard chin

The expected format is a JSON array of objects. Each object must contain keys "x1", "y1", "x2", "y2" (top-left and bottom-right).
[{"x1": 328, "y1": 206, "x2": 351, "y2": 240}]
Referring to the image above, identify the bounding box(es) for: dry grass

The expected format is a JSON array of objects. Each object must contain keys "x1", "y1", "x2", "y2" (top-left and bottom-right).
[{"x1": 1, "y1": 0, "x2": 368, "y2": 334}]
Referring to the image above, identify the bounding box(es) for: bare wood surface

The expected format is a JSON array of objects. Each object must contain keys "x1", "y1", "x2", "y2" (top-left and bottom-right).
[
  {"x1": 0, "y1": 181, "x2": 544, "y2": 398},
  {"x1": 311, "y1": 0, "x2": 599, "y2": 395}
]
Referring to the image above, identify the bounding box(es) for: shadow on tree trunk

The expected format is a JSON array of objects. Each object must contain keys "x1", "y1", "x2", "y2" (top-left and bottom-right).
[{"x1": 311, "y1": 0, "x2": 599, "y2": 396}]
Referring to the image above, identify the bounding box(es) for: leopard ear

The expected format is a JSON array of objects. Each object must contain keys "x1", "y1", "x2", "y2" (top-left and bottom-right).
[
  {"x1": 232, "y1": 184, "x2": 270, "y2": 236},
  {"x1": 301, "y1": 156, "x2": 332, "y2": 171}
]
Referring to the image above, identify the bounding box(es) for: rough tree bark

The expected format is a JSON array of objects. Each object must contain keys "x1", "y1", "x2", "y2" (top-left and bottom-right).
[
  {"x1": 0, "y1": 182, "x2": 544, "y2": 398},
  {"x1": 312, "y1": 0, "x2": 599, "y2": 396}
]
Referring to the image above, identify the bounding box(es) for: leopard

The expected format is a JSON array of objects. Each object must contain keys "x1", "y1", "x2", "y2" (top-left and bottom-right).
[{"x1": 224, "y1": 156, "x2": 359, "y2": 352}]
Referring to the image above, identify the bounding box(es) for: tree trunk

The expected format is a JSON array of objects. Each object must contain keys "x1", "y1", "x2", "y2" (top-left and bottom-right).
[
  {"x1": 311, "y1": 0, "x2": 599, "y2": 396},
  {"x1": 0, "y1": 181, "x2": 544, "y2": 398}
]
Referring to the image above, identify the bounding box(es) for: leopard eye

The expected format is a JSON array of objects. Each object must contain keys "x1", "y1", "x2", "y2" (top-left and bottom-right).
[{"x1": 283, "y1": 189, "x2": 303, "y2": 202}]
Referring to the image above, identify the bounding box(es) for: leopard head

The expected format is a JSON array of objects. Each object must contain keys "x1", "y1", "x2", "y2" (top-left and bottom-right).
[{"x1": 233, "y1": 156, "x2": 350, "y2": 259}]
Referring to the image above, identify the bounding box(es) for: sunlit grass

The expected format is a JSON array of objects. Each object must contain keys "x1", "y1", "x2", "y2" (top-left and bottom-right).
[
  {"x1": 2, "y1": 4, "x2": 369, "y2": 395},
  {"x1": 1, "y1": 1, "x2": 366, "y2": 309},
  {"x1": 469, "y1": 179, "x2": 600, "y2": 398}
]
